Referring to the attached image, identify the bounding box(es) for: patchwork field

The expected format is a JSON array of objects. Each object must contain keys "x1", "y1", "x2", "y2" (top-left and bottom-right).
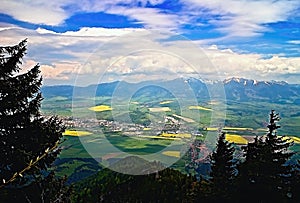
[
  {"x1": 42, "y1": 95, "x2": 300, "y2": 179},
  {"x1": 161, "y1": 133, "x2": 192, "y2": 138},
  {"x1": 88, "y1": 105, "x2": 112, "y2": 112},
  {"x1": 172, "y1": 114, "x2": 195, "y2": 123},
  {"x1": 149, "y1": 107, "x2": 171, "y2": 112},
  {"x1": 225, "y1": 134, "x2": 248, "y2": 145},
  {"x1": 283, "y1": 136, "x2": 300, "y2": 144},
  {"x1": 162, "y1": 151, "x2": 181, "y2": 158},
  {"x1": 189, "y1": 105, "x2": 213, "y2": 111},
  {"x1": 63, "y1": 130, "x2": 92, "y2": 136}
]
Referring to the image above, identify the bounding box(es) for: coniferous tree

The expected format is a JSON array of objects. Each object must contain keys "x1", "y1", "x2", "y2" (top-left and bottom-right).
[
  {"x1": 209, "y1": 132, "x2": 236, "y2": 201},
  {"x1": 265, "y1": 110, "x2": 295, "y2": 200},
  {"x1": 0, "y1": 40, "x2": 65, "y2": 199},
  {"x1": 237, "y1": 110, "x2": 295, "y2": 202},
  {"x1": 289, "y1": 160, "x2": 300, "y2": 202},
  {"x1": 237, "y1": 136, "x2": 268, "y2": 201}
]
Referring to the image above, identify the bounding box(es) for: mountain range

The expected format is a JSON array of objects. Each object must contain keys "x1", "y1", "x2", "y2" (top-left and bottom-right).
[{"x1": 41, "y1": 77, "x2": 300, "y2": 104}]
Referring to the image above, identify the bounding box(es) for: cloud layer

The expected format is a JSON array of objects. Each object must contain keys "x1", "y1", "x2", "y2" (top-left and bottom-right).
[
  {"x1": 1, "y1": 1, "x2": 300, "y2": 85},
  {"x1": 182, "y1": 0, "x2": 299, "y2": 37},
  {"x1": 1, "y1": 26, "x2": 299, "y2": 85},
  {"x1": 1, "y1": 1, "x2": 299, "y2": 37}
]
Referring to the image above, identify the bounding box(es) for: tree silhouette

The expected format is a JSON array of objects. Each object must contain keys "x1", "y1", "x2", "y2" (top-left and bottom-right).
[
  {"x1": 237, "y1": 110, "x2": 295, "y2": 202},
  {"x1": 209, "y1": 132, "x2": 237, "y2": 201},
  {"x1": 0, "y1": 40, "x2": 65, "y2": 200},
  {"x1": 289, "y1": 160, "x2": 300, "y2": 201}
]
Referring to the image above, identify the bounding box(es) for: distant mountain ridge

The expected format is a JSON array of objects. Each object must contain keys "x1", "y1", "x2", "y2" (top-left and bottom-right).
[
  {"x1": 218, "y1": 77, "x2": 300, "y2": 102},
  {"x1": 41, "y1": 77, "x2": 300, "y2": 103}
]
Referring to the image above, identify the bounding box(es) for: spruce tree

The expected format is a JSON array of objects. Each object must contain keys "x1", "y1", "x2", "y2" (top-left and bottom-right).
[
  {"x1": 237, "y1": 110, "x2": 295, "y2": 202},
  {"x1": 265, "y1": 110, "x2": 295, "y2": 200},
  {"x1": 0, "y1": 40, "x2": 64, "y2": 193},
  {"x1": 289, "y1": 160, "x2": 300, "y2": 202},
  {"x1": 237, "y1": 136, "x2": 269, "y2": 201},
  {"x1": 209, "y1": 132, "x2": 236, "y2": 201}
]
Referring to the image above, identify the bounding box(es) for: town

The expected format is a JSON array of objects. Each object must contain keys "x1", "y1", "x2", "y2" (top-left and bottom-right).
[{"x1": 54, "y1": 115, "x2": 204, "y2": 138}]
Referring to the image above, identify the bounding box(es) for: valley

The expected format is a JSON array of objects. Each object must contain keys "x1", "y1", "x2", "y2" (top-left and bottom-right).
[{"x1": 41, "y1": 77, "x2": 300, "y2": 182}]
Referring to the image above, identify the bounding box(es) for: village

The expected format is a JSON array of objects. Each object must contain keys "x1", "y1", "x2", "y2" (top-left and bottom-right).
[{"x1": 55, "y1": 115, "x2": 203, "y2": 138}]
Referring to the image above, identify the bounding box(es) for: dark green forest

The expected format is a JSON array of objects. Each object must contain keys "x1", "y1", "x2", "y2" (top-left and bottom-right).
[{"x1": 0, "y1": 41, "x2": 299, "y2": 202}]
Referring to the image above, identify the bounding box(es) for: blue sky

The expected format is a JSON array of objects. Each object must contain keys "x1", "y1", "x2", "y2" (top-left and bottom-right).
[{"x1": 0, "y1": 0, "x2": 300, "y2": 85}]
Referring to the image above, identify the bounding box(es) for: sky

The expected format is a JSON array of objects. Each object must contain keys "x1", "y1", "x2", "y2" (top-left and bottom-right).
[{"x1": 1, "y1": 0, "x2": 300, "y2": 86}]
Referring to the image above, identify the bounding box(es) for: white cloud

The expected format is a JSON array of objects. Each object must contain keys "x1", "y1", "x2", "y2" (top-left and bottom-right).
[
  {"x1": 61, "y1": 27, "x2": 144, "y2": 37},
  {"x1": 204, "y1": 46, "x2": 300, "y2": 81},
  {"x1": 1, "y1": 25, "x2": 300, "y2": 84},
  {"x1": 40, "y1": 61, "x2": 80, "y2": 80},
  {"x1": 0, "y1": 0, "x2": 178, "y2": 30},
  {"x1": 287, "y1": 40, "x2": 300, "y2": 45},
  {"x1": 106, "y1": 6, "x2": 180, "y2": 30},
  {"x1": 2, "y1": 0, "x2": 299, "y2": 38},
  {"x1": 0, "y1": 0, "x2": 69, "y2": 25},
  {"x1": 182, "y1": 0, "x2": 300, "y2": 37},
  {"x1": 73, "y1": 32, "x2": 300, "y2": 84},
  {"x1": 36, "y1": 28, "x2": 58, "y2": 35}
]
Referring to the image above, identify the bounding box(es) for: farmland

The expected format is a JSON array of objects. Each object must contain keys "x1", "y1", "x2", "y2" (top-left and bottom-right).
[
  {"x1": 88, "y1": 105, "x2": 113, "y2": 112},
  {"x1": 149, "y1": 107, "x2": 171, "y2": 112},
  {"x1": 42, "y1": 94, "x2": 300, "y2": 180},
  {"x1": 189, "y1": 105, "x2": 213, "y2": 111},
  {"x1": 225, "y1": 134, "x2": 249, "y2": 145},
  {"x1": 162, "y1": 151, "x2": 181, "y2": 158},
  {"x1": 63, "y1": 130, "x2": 92, "y2": 136}
]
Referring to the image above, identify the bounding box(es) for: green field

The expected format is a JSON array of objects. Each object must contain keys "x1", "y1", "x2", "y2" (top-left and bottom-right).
[{"x1": 42, "y1": 95, "x2": 300, "y2": 180}]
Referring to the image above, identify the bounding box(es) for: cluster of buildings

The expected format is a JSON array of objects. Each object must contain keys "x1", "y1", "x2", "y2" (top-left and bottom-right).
[{"x1": 48, "y1": 115, "x2": 202, "y2": 137}]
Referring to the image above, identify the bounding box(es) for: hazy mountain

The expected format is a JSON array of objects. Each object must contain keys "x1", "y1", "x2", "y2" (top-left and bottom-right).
[
  {"x1": 41, "y1": 77, "x2": 300, "y2": 103},
  {"x1": 220, "y1": 77, "x2": 300, "y2": 102}
]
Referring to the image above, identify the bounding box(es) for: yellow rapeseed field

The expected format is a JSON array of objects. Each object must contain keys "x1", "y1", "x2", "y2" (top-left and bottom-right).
[
  {"x1": 291, "y1": 136, "x2": 300, "y2": 143},
  {"x1": 223, "y1": 127, "x2": 253, "y2": 131},
  {"x1": 283, "y1": 136, "x2": 300, "y2": 144},
  {"x1": 88, "y1": 105, "x2": 112, "y2": 112},
  {"x1": 189, "y1": 105, "x2": 213, "y2": 111},
  {"x1": 162, "y1": 151, "x2": 181, "y2": 158},
  {"x1": 205, "y1": 127, "x2": 219, "y2": 131},
  {"x1": 161, "y1": 133, "x2": 191, "y2": 138},
  {"x1": 63, "y1": 130, "x2": 92, "y2": 136},
  {"x1": 225, "y1": 134, "x2": 248, "y2": 145}
]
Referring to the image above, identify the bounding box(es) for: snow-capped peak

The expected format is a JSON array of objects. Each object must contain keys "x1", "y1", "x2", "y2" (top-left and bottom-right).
[
  {"x1": 223, "y1": 77, "x2": 289, "y2": 86},
  {"x1": 223, "y1": 77, "x2": 243, "y2": 84}
]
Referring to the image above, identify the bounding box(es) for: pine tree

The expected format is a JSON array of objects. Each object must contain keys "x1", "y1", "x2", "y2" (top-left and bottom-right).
[
  {"x1": 0, "y1": 40, "x2": 64, "y2": 195},
  {"x1": 237, "y1": 110, "x2": 295, "y2": 202},
  {"x1": 209, "y1": 132, "x2": 236, "y2": 201}
]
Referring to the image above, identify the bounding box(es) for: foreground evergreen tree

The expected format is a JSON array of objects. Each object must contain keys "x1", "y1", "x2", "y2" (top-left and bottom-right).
[
  {"x1": 237, "y1": 110, "x2": 295, "y2": 202},
  {"x1": 0, "y1": 40, "x2": 65, "y2": 200},
  {"x1": 209, "y1": 132, "x2": 237, "y2": 202},
  {"x1": 289, "y1": 160, "x2": 300, "y2": 201}
]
